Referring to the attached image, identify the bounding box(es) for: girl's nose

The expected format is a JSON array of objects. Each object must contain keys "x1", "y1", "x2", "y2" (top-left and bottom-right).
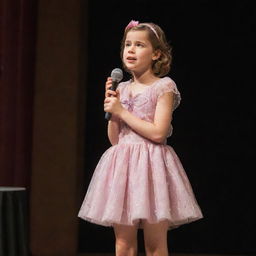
[{"x1": 128, "y1": 45, "x2": 135, "y2": 53}]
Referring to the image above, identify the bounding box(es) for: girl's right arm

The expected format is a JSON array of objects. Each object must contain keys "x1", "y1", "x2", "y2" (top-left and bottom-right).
[
  {"x1": 105, "y1": 77, "x2": 120, "y2": 145},
  {"x1": 107, "y1": 117, "x2": 120, "y2": 145}
]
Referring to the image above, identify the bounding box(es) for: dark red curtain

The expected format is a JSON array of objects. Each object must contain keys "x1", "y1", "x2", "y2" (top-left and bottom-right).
[{"x1": 0, "y1": 0, "x2": 37, "y2": 187}]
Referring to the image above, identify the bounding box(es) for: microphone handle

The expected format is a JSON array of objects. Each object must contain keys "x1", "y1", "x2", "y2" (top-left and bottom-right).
[
  {"x1": 105, "y1": 111, "x2": 112, "y2": 121},
  {"x1": 105, "y1": 80, "x2": 118, "y2": 121}
]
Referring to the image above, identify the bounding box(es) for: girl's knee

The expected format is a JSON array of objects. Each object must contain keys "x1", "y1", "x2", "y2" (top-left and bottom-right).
[
  {"x1": 145, "y1": 243, "x2": 158, "y2": 255},
  {"x1": 116, "y1": 238, "x2": 137, "y2": 256},
  {"x1": 144, "y1": 241, "x2": 168, "y2": 256},
  {"x1": 114, "y1": 224, "x2": 138, "y2": 256}
]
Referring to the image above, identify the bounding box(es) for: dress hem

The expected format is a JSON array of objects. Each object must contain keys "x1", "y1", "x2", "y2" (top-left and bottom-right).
[{"x1": 78, "y1": 214, "x2": 203, "y2": 230}]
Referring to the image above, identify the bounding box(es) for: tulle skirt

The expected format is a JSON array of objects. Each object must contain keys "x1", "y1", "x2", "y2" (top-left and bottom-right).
[{"x1": 78, "y1": 142, "x2": 203, "y2": 229}]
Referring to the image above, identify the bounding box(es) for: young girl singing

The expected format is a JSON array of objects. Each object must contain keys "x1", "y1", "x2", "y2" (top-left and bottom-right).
[{"x1": 78, "y1": 20, "x2": 203, "y2": 256}]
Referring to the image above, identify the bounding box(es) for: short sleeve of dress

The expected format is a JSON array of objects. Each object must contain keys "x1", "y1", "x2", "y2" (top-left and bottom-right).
[{"x1": 155, "y1": 77, "x2": 181, "y2": 111}]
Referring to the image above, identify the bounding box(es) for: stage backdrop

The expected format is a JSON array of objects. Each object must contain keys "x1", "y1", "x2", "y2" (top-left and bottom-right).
[
  {"x1": 0, "y1": 0, "x2": 37, "y2": 188},
  {"x1": 78, "y1": 0, "x2": 255, "y2": 255}
]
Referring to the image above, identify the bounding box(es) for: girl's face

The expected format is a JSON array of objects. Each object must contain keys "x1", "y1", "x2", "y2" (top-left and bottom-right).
[{"x1": 122, "y1": 30, "x2": 159, "y2": 76}]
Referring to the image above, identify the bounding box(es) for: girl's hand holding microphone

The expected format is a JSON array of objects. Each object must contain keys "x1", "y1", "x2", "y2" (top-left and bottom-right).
[{"x1": 104, "y1": 77, "x2": 123, "y2": 120}]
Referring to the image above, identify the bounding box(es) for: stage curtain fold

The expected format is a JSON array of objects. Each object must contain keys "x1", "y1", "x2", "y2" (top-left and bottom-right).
[{"x1": 0, "y1": 0, "x2": 37, "y2": 188}]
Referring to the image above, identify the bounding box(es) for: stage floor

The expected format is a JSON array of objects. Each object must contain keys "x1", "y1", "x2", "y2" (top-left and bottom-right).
[{"x1": 79, "y1": 254, "x2": 246, "y2": 256}]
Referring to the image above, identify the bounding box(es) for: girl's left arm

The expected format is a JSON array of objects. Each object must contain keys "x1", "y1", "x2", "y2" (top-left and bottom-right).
[{"x1": 105, "y1": 92, "x2": 174, "y2": 143}]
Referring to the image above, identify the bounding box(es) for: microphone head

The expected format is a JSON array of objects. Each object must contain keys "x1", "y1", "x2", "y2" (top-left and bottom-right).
[{"x1": 111, "y1": 68, "x2": 123, "y2": 82}]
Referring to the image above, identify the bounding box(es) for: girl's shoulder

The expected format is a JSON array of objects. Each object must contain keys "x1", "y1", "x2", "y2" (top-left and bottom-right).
[
  {"x1": 157, "y1": 76, "x2": 177, "y2": 87},
  {"x1": 155, "y1": 76, "x2": 181, "y2": 110},
  {"x1": 154, "y1": 76, "x2": 180, "y2": 95}
]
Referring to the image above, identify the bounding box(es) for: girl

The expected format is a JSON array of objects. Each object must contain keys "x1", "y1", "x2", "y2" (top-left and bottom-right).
[{"x1": 78, "y1": 20, "x2": 203, "y2": 256}]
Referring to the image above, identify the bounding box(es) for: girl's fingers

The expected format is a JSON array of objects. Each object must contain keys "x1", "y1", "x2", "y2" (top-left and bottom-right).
[
  {"x1": 104, "y1": 96, "x2": 118, "y2": 104},
  {"x1": 106, "y1": 81, "x2": 112, "y2": 89},
  {"x1": 104, "y1": 98, "x2": 112, "y2": 112},
  {"x1": 105, "y1": 77, "x2": 112, "y2": 90},
  {"x1": 108, "y1": 89, "x2": 117, "y2": 95},
  {"x1": 104, "y1": 96, "x2": 122, "y2": 114},
  {"x1": 106, "y1": 90, "x2": 117, "y2": 97},
  {"x1": 104, "y1": 97, "x2": 110, "y2": 103}
]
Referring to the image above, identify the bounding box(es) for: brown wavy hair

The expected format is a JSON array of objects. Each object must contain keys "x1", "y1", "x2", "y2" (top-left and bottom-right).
[{"x1": 120, "y1": 22, "x2": 172, "y2": 77}]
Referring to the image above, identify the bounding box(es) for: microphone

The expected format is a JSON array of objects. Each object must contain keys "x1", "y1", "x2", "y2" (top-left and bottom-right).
[{"x1": 105, "y1": 68, "x2": 123, "y2": 121}]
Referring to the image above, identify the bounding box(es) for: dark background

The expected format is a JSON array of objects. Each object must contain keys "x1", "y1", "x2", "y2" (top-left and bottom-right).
[{"x1": 79, "y1": 0, "x2": 255, "y2": 254}]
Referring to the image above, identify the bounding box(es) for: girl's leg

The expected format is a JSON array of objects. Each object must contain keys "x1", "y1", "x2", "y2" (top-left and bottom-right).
[
  {"x1": 142, "y1": 220, "x2": 169, "y2": 256},
  {"x1": 113, "y1": 224, "x2": 138, "y2": 256}
]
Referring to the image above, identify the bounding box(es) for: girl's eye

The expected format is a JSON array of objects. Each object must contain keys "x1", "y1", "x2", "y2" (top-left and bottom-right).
[
  {"x1": 125, "y1": 42, "x2": 131, "y2": 47},
  {"x1": 136, "y1": 43, "x2": 144, "y2": 47}
]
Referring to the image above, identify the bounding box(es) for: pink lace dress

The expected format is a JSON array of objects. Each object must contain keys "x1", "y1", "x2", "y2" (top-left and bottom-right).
[{"x1": 78, "y1": 77, "x2": 203, "y2": 229}]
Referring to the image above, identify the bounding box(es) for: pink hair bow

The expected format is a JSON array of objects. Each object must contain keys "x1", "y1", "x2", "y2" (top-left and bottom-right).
[{"x1": 125, "y1": 20, "x2": 139, "y2": 30}]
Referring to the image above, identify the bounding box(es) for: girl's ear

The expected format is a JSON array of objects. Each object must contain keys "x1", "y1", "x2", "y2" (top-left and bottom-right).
[{"x1": 152, "y1": 49, "x2": 161, "y2": 60}]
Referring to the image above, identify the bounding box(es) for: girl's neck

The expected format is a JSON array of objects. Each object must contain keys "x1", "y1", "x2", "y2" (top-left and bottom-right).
[{"x1": 132, "y1": 70, "x2": 159, "y2": 86}]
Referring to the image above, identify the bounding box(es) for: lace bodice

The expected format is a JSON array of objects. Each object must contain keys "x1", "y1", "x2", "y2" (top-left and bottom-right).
[{"x1": 117, "y1": 77, "x2": 181, "y2": 143}]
